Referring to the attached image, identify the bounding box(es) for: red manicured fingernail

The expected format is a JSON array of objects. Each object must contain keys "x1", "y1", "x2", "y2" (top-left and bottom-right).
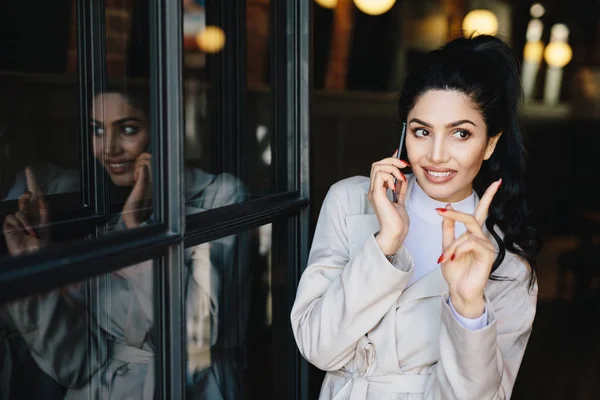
[
  {"x1": 451, "y1": 254, "x2": 455, "y2": 261},
  {"x1": 435, "y1": 208, "x2": 447, "y2": 212},
  {"x1": 401, "y1": 160, "x2": 410, "y2": 167},
  {"x1": 437, "y1": 254, "x2": 445, "y2": 264}
]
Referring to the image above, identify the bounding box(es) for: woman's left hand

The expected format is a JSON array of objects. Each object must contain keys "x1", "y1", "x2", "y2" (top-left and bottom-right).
[
  {"x1": 437, "y1": 179, "x2": 502, "y2": 318},
  {"x1": 3, "y1": 167, "x2": 50, "y2": 256}
]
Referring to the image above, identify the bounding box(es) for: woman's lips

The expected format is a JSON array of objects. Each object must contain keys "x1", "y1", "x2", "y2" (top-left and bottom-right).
[
  {"x1": 423, "y1": 168, "x2": 457, "y2": 183},
  {"x1": 106, "y1": 161, "x2": 133, "y2": 175}
]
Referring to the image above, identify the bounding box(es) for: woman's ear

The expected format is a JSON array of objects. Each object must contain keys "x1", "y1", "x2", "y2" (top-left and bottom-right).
[{"x1": 484, "y1": 132, "x2": 502, "y2": 160}]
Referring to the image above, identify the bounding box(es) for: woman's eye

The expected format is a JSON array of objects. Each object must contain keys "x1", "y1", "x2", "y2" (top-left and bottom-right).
[
  {"x1": 414, "y1": 128, "x2": 429, "y2": 137},
  {"x1": 452, "y1": 129, "x2": 470, "y2": 139},
  {"x1": 121, "y1": 125, "x2": 139, "y2": 135},
  {"x1": 91, "y1": 126, "x2": 104, "y2": 137}
]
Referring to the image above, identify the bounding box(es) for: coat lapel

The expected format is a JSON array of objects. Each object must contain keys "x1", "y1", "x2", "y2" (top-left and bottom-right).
[
  {"x1": 355, "y1": 176, "x2": 449, "y2": 306},
  {"x1": 396, "y1": 267, "x2": 448, "y2": 308}
]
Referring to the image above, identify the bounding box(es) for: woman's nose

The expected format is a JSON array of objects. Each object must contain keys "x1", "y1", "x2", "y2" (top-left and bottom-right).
[
  {"x1": 428, "y1": 136, "x2": 449, "y2": 164},
  {"x1": 104, "y1": 130, "x2": 121, "y2": 155}
]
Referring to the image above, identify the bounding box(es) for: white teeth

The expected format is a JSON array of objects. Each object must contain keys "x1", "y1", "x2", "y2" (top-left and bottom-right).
[
  {"x1": 427, "y1": 170, "x2": 452, "y2": 177},
  {"x1": 110, "y1": 163, "x2": 127, "y2": 168}
]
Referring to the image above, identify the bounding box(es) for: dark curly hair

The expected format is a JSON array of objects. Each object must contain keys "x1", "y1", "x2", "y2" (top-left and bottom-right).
[{"x1": 397, "y1": 35, "x2": 542, "y2": 290}]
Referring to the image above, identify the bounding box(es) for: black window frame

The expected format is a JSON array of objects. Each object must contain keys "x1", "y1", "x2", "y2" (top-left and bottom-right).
[{"x1": 0, "y1": 0, "x2": 310, "y2": 399}]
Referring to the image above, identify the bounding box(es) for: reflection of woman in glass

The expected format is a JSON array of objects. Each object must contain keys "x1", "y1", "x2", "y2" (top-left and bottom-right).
[
  {"x1": 91, "y1": 89, "x2": 154, "y2": 230},
  {"x1": 4, "y1": 85, "x2": 249, "y2": 399},
  {"x1": 292, "y1": 35, "x2": 541, "y2": 399}
]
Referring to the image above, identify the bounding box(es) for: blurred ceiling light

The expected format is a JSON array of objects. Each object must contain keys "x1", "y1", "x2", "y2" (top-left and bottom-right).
[
  {"x1": 195, "y1": 25, "x2": 225, "y2": 53},
  {"x1": 524, "y1": 41, "x2": 545, "y2": 63},
  {"x1": 353, "y1": 0, "x2": 396, "y2": 16},
  {"x1": 522, "y1": 18, "x2": 545, "y2": 100},
  {"x1": 314, "y1": 0, "x2": 338, "y2": 9},
  {"x1": 549, "y1": 23, "x2": 569, "y2": 43},
  {"x1": 530, "y1": 3, "x2": 545, "y2": 18},
  {"x1": 526, "y1": 18, "x2": 543, "y2": 42},
  {"x1": 543, "y1": 40, "x2": 572, "y2": 105},
  {"x1": 544, "y1": 41, "x2": 572, "y2": 68},
  {"x1": 462, "y1": 9, "x2": 499, "y2": 38}
]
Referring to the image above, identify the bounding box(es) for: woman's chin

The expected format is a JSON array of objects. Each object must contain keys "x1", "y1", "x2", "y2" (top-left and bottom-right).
[
  {"x1": 110, "y1": 174, "x2": 135, "y2": 187},
  {"x1": 416, "y1": 178, "x2": 456, "y2": 202}
]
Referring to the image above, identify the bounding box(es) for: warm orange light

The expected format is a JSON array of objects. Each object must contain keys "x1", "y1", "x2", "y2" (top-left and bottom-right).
[
  {"x1": 462, "y1": 9, "x2": 499, "y2": 38},
  {"x1": 544, "y1": 42, "x2": 572, "y2": 68},
  {"x1": 315, "y1": 0, "x2": 338, "y2": 9},
  {"x1": 195, "y1": 26, "x2": 226, "y2": 53},
  {"x1": 353, "y1": 0, "x2": 396, "y2": 16},
  {"x1": 523, "y1": 41, "x2": 544, "y2": 63}
]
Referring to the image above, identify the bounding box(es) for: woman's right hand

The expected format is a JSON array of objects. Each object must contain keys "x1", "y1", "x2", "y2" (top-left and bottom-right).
[
  {"x1": 3, "y1": 167, "x2": 50, "y2": 256},
  {"x1": 368, "y1": 151, "x2": 410, "y2": 255},
  {"x1": 122, "y1": 152, "x2": 153, "y2": 229}
]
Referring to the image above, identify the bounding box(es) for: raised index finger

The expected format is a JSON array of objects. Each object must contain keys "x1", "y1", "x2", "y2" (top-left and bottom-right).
[
  {"x1": 474, "y1": 179, "x2": 502, "y2": 225},
  {"x1": 25, "y1": 167, "x2": 41, "y2": 195},
  {"x1": 441, "y1": 204, "x2": 455, "y2": 250}
]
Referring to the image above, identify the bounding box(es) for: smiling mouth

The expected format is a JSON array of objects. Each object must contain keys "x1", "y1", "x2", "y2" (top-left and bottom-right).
[
  {"x1": 423, "y1": 168, "x2": 457, "y2": 183},
  {"x1": 426, "y1": 170, "x2": 454, "y2": 177},
  {"x1": 106, "y1": 161, "x2": 133, "y2": 174}
]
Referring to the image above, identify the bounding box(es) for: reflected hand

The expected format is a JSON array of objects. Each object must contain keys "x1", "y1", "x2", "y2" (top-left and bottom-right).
[
  {"x1": 122, "y1": 153, "x2": 153, "y2": 229},
  {"x1": 437, "y1": 179, "x2": 502, "y2": 318},
  {"x1": 369, "y1": 150, "x2": 410, "y2": 255},
  {"x1": 3, "y1": 167, "x2": 50, "y2": 256}
]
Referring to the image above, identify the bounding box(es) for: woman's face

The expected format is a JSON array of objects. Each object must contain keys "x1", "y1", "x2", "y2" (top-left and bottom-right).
[
  {"x1": 405, "y1": 89, "x2": 501, "y2": 203},
  {"x1": 92, "y1": 93, "x2": 149, "y2": 187}
]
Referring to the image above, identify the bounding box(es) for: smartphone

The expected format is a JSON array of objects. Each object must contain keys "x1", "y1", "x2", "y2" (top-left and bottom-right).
[{"x1": 392, "y1": 121, "x2": 407, "y2": 203}]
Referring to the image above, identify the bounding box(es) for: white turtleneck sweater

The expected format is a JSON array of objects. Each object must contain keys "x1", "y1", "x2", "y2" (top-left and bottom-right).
[{"x1": 403, "y1": 180, "x2": 488, "y2": 330}]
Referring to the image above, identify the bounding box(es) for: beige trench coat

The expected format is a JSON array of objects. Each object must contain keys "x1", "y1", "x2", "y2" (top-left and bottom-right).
[
  {"x1": 291, "y1": 175, "x2": 537, "y2": 400},
  {"x1": 3, "y1": 168, "x2": 246, "y2": 400}
]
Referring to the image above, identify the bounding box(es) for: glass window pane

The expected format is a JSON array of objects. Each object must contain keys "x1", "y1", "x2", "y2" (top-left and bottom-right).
[
  {"x1": 182, "y1": 0, "x2": 281, "y2": 210},
  {"x1": 0, "y1": 0, "x2": 159, "y2": 263},
  {"x1": 185, "y1": 222, "x2": 280, "y2": 399},
  {"x1": 0, "y1": 258, "x2": 158, "y2": 399},
  {"x1": 0, "y1": 0, "x2": 82, "y2": 257}
]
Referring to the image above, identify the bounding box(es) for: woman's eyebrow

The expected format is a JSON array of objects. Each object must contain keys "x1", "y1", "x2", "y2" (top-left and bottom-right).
[
  {"x1": 445, "y1": 119, "x2": 477, "y2": 128},
  {"x1": 409, "y1": 118, "x2": 432, "y2": 128},
  {"x1": 112, "y1": 117, "x2": 142, "y2": 125},
  {"x1": 408, "y1": 118, "x2": 477, "y2": 128}
]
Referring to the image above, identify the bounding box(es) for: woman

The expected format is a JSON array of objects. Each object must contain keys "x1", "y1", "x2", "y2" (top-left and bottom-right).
[
  {"x1": 3, "y1": 86, "x2": 248, "y2": 399},
  {"x1": 291, "y1": 35, "x2": 541, "y2": 399}
]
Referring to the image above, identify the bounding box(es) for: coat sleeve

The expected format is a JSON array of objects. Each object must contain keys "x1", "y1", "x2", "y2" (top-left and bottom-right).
[
  {"x1": 4, "y1": 288, "x2": 109, "y2": 388},
  {"x1": 290, "y1": 184, "x2": 414, "y2": 371},
  {"x1": 424, "y1": 264, "x2": 537, "y2": 400}
]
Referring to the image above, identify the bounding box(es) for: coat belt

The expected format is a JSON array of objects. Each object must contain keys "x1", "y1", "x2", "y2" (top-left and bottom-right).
[
  {"x1": 330, "y1": 370, "x2": 428, "y2": 400},
  {"x1": 111, "y1": 342, "x2": 154, "y2": 399}
]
